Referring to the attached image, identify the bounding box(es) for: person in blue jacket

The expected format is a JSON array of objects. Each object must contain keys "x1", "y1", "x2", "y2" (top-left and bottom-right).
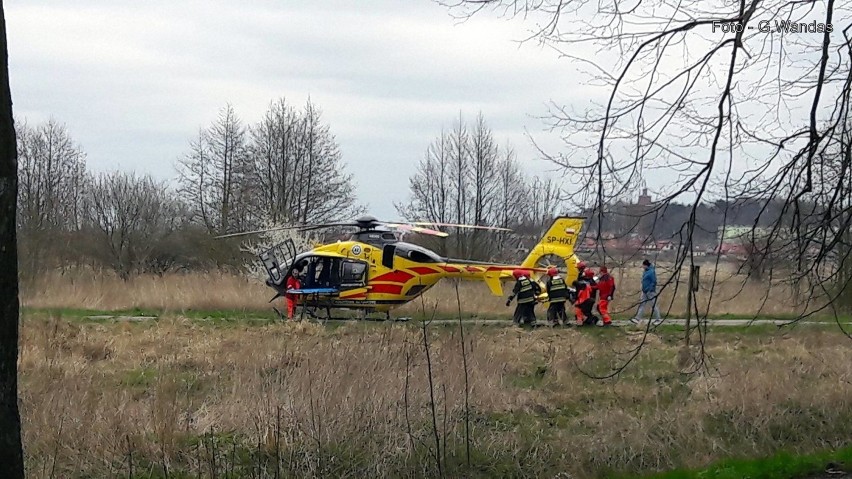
[{"x1": 630, "y1": 259, "x2": 662, "y2": 326}]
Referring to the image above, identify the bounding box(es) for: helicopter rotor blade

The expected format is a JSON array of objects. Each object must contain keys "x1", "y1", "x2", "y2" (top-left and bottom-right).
[
  {"x1": 408, "y1": 221, "x2": 513, "y2": 232},
  {"x1": 215, "y1": 217, "x2": 503, "y2": 239},
  {"x1": 214, "y1": 225, "x2": 306, "y2": 239},
  {"x1": 214, "y1": 220, "x2": 358, "y2": 239},
  {"x1": 386, "y1": 223, "x2": 449, "y2": 237},
  {"x1": 296, "y1": 222, "x2": 360, "y2": 232}
]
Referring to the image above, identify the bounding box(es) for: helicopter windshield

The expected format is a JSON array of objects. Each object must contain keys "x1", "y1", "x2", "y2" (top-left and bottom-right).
[{"x1": 393, "y1": 242, "x2": 443, "y2": 263}]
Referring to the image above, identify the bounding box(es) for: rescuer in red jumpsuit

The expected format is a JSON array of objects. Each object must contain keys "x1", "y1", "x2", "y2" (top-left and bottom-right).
[
  {"x1": 285, "y1": 269, "x2": 302, "y2": 320},
  {"x1": 573, "y1": 280, "x2": 591, "y2": 326},
  {"x1": 595, "y1": 266, "x2": 616, "y2": 326}
]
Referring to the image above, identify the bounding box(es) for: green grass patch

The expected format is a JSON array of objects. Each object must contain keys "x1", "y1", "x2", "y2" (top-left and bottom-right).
[
  {"x1": 120, "y1": 367, "x2": 158, "y2": 389},
  {"x1": 629, "y1": 445, "x2": 852, "y2": 479},
  {"x1": 506, "y1": 364, "x2": 550, "y2": 390}
]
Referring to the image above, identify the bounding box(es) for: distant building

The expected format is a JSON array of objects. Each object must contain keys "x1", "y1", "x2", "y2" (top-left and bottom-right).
[{"x1": 637, "y1": 188, "x2": 652, "y2": 206}]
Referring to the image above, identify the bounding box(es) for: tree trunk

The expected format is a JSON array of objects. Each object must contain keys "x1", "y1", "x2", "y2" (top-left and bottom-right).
[{"x1": 0, "y1": 2, "x2": 25, "y2": 477}]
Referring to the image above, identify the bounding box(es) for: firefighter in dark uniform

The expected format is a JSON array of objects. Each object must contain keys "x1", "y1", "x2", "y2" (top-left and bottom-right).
[
  {"x1": 544, "y1": 267, "x2": 569, "y2": 325},
  {"x1": 506, "y1": 269, "x2": 541, "y2": 325}
]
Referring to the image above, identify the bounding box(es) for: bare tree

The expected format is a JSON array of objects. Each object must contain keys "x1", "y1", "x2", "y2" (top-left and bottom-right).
[
  {"x1": 469, "y1": 113, "x2": 501, "y2": 255},
  {"x1": 182, "y1": 99, "x2": 360, "y2": 233},
  {"x1": 0, "y1": 1, "x2": 25, "y2": 475},
  {"x1": 248, "y1": 98, "x2": 302, "y2": 224},
  {"x1": 493, "y1": 146, "x2": 529, "y2": 255},
  {"x1": 178, "y1": 104, "x2": 251, "y2": 235},
  {"x1": 15, "y1": 119, "x2": 87, "y2": 275},
  {"x1": 398, "y1": 112, "x2": 553, "y2": 260},
  {"x1": 399, "y1": 116, "x2": 474, "y2": 257},
  {"x1": 282, "y1": 99, "x2": 360, "y2": 224},
  {"x1": 86, "y1": 172, "x2": 181, "y2": 280},
  {"x1": 525, "y1": 176, "x2": 568, "y2": 229},
  {"x1": 495, "y1": 146, "x2": 526, "y2": 229},
  {"x1": 397, "y1": 130, "x2": 452, "y2": 223}
]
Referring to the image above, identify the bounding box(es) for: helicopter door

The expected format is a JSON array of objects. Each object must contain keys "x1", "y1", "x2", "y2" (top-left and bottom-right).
[
  {"x1": 258, "y1": 239, "x2": 297, "y2": 287},
  {"x1": 302, "y1": 256, "x2": 341, "y2": 289}
]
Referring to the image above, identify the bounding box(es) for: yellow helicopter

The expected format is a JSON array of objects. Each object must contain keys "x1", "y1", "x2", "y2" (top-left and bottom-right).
[{"x1": 218, "y1": 215, "x2": 585, "y2": 319}]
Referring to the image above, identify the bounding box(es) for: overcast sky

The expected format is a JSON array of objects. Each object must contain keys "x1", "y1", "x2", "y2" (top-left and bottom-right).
[{"x1": 7, "y1": 0, "x2": 594, "y2": 219}]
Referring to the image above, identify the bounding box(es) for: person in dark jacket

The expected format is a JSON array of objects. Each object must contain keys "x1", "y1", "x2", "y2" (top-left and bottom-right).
[
  {"x1": 583, "y1": 268, "x2": 597, "y2": 301},
  {"x1": 507, "y1": 269, "x2": 541, "y2": 325},
  {"x1": 544, "y1": 267, "x2": 569, "y2": 326},
  {"x1": 595, "y1": 266, "x2": 616, "y2": 326},
  {"x1": 630, "y1": 259, "x2": 662, "y2": 326}
]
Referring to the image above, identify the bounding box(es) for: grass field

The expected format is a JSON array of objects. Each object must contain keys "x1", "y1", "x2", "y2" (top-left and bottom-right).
[
  {"x1": 19, "y1": 310, "x2": 852, "y2": 478},
  {"x1": 22, "y1": 267, "x2": 819, "y2": 320}
]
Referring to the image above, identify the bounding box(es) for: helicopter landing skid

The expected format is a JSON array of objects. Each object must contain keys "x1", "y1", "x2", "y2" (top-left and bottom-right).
[{"x1": 271, "y1": 305, "x2": 409, "y2": 323}]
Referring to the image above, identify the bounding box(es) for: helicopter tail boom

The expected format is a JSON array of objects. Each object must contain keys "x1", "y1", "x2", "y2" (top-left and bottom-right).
[{"x1": 520, "y1": 216, "x2": 585, "y2": 278}]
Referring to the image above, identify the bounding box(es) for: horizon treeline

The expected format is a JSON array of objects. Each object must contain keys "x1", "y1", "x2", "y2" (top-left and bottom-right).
[
  {"x1": 17, "y1": 101, "x2": 796, "y2": 282},
  {"x1": 16, "y1": 98, "x2": 360, "y2": 281}
]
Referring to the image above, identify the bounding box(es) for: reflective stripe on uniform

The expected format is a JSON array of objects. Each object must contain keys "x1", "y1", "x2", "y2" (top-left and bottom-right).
[
  {"x1": 517, "y1": 277, "x2": 536, "y2": 303},
  {"x1": 548, "y1": 277, "x2": 568, "y2": 302}
]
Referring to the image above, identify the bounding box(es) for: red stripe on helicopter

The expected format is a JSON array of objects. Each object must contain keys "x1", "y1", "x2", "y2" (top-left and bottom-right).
[
  {"x1": 410, "y1": 267, "x2": 439, "y2": 275},
  {"x1": 370, "y1": 271, "x2": 414, "y2": 283},
  {"x1": 370, "y1": 284, "x2": 403, "y2": 295},
  {"x1": 465, "y1": 266, "x2": 483, "y2": 273},
  {"x1": 440, "y1": 265, "x2": 460, "y2": 273}
]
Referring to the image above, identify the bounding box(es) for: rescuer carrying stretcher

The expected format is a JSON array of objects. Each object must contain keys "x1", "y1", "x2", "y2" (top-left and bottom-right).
[
  {"x1": 545, "y1": 267, "x2": 570, "y2": 325},
  {"x1": 573, "y1": 268, "x2": 601, "y2": 326},
  {"x1": 576, "y1": 261, "x2": 587, "y2": 282},
  {"x1": 506, "y1": 269, "x2": 541, "y2": 325}
]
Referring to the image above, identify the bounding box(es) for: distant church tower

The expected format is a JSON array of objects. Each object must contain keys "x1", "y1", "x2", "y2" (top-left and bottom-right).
[
  {"x1": 638, "y1": 188, "x2": 652, "y2": 206},
  {"x1": 637, "y1": 179, "x2": 652, "y2": 206}
]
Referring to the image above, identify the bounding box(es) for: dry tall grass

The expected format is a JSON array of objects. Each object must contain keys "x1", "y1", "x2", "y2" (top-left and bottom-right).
[
  {"x1": 21, "y1": 271, "x2": 270, "y2": 311},
  {"x1": 23, "y1": 265, "x2": 812, "y2": 318},
  {"x1": 19, "y1": 314, "x2": 852, "y2": 478}
]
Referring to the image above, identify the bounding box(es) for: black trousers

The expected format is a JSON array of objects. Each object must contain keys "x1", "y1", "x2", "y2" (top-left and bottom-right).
[
  {"x1": 579, "y1": 300, "x2": 598, "y2": 325},
  {"x1": 513, "y1": 302, "x2": 536, "y2": 324},
  {"x1": 547, "y1": 301, "x2": 568, "y2": 324}
]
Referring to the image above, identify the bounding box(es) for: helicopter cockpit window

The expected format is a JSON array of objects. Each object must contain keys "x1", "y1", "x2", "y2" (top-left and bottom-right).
[
  {"x1": 407, "y1": 250, "x2": 434, "y2": 263},
  {"x1": 394, "y1": 243, "x2": 443, "y2": 263},
  {"x1": 341, "y1": 260, "x2": 367, "y2": 287}
]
